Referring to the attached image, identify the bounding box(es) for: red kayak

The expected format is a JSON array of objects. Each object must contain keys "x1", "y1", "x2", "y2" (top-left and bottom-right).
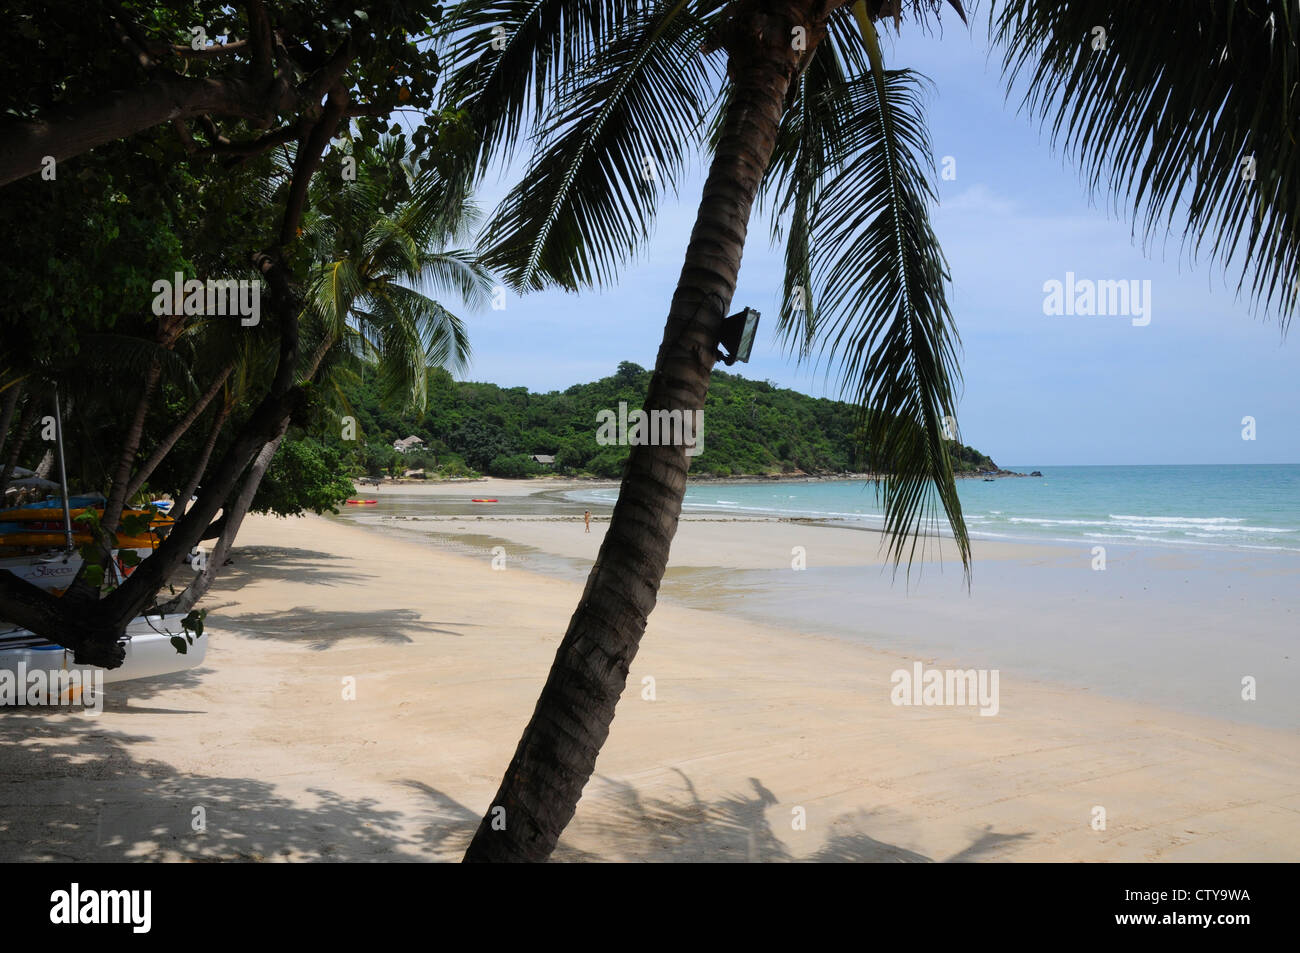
[
  {"x1": 345, "y1": 499, "x2": 378, "y2": 505},
  {"x1": 471, "y1": 498, "x2": 498, "y2": 503}
]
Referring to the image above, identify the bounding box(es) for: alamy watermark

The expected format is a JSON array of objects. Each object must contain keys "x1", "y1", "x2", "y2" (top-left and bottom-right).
[
  {"x1": 1042, "y1": 272, "x2": 1151, "y2": 326},
  {"x1": 596, "y1": 401, "x2": 704, "y2": 457},
  {"x1": 890, "y1": 662, "x2": 1000, "y2": 716},
  {"x1": 1, "y1": 663, "x2": 104, "y2": 715},
  {"x1": 50, "y1": 883, "x2": 150, "y2": 933},
  {"x1": 151, "y1": 272, "x2": 261, "y2": 326}
]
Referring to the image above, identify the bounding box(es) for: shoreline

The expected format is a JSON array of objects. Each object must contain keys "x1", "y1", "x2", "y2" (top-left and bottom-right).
[
  {"x1": 332, "y1": 489, "x2": 1300, "y2": 732},
  {"x1": 343, "y1": 476, "x2": 1300, "y2": 561}
]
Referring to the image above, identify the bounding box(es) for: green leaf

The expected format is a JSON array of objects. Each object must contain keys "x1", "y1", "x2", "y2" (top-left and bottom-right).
[
  {"x1": 471, "y1": 0, "x2": 716, "y2": 290},
  {"x1": 169, "y1": 636, "x2": 188, "y2": 655},
  {"x1": 181, "y1": 608, "x2": 206, "y2": 638}
]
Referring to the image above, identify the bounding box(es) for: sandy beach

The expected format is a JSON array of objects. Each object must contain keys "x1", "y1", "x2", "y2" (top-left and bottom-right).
[{"x1": 2, "y1": 478, "x2": 1297, "y2": 862}]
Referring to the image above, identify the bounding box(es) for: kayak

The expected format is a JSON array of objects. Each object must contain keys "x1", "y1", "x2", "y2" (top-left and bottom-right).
[
  {"x1": 0, "y1": 614, "x2": 208, "y2": 688},
  {"x1": 0, "y1": 505, "x2": 173, "y2": 535},
  {"x1": 471, "y1": 498, "x2": 498, "y2": 503},
  {"x1": 0, "y1": 531, "x2": 161, "y2": 550},
  {"x1": 1, "y1": 494, "x2": 105, "y2": 513},
  {"x1": 0, "y1": 504, "x2": 173, "y2": 551},
  {"x1": 345, "y1": 499, "x2": 378, "y2": 505},
  {"x1": 0, "y1": 505, "x2": 173, "y2": 524}
]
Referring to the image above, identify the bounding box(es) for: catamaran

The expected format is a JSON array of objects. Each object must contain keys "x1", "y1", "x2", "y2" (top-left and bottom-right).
[
  {"x1": 0, "y1": 613, "x2": 208, "y2": 686},
  {"x1": 0, "y1": 388, "x2": 207, "y2": 688}
]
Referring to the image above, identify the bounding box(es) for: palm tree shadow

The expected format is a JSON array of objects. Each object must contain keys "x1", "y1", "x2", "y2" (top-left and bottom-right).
[
  {"x1": 0, "y1": 716, "x2": 423, "y2": 862},
  {"x1": 183, "y1": 545, "x2": 366, "y2": 593},
  {"x1": 567, "y1": 773, "x2": 1029, "y2": 863},
  {"x1": 942, "y1": 824, "x2": 1034, "y2": 862},
  {"x1": 396, "y1": 779, "x2": 605, "y2": 862},
  {"x1": 219, "y1": 605, "x2": 475, "y2": 649},
  {"x1": 2, "y1": 717, "x2": 1031, "y2": 863}
]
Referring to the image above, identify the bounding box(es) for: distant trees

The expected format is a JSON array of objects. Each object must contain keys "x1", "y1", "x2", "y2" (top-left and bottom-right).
[{"x1": 334, "y1": 362, "x2": 1002, "y2": 479}]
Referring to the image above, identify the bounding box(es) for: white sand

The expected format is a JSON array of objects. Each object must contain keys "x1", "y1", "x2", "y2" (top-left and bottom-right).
[{"x1": 3, "y1": 506, "x2": 1297, "y2": 862}]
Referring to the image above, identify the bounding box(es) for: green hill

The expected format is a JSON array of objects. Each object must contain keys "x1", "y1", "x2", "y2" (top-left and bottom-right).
[{"x1": 338, "y1": 361, "x2": 1000, "y2": 480}]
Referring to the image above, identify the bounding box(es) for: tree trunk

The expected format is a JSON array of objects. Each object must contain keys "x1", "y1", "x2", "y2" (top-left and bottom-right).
[
  {"x1": 125, "y1": 363, "x2": 233, "y2": 501},
  {"x1": 161, "y1": 425, "x2": 288, "y2": 615},
  {"x1": 0, "y1": 82, "x2": 337, "y2": 665},
  {"x1": 101, "y1": 359, "x2": 162, "y2": 534},
  {"x1": 0, "y1": 392, "x2": 41, "y2": 492},
  {"x1": 462, "y1": 4, "x2": 815, "y2": 862},
  {"x1": 177, "y1": 398, "x2": 232, "y2": 519},
  {"x1": 0, "y1": 382, "x2": 23, "y2": 463}
]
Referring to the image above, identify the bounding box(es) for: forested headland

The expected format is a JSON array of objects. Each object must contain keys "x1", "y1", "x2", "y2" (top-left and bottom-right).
[{"x1": 314, "y1": 360, "x2": 1001, "y2": 485}]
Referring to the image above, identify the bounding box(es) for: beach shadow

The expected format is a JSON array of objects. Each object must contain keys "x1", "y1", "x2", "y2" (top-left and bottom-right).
[
  {"x1": 398, "y1": 770, "x2": 1019, "y2": 862},
  {"x1": 0, "y1": 715, "x2": 421, "y2": 862},
  {"x1": 1, "y1": 720, "x2": 1027, "y2": 863},
  {"x1": 219, "y1": 605, "x2": 474, "y2": 650},
  {"x1": 942, "y1": 824, "x2": 1034, "y2": 863},
  {"x1": 200, "y1": 545, "x2": 369, "y2": 594},
  {"x1": 395, "y1": 779, "x2": 604, "y2": 862},
  {"x1": 100, "y1": 667, "x2": 210, "y2": 705}
]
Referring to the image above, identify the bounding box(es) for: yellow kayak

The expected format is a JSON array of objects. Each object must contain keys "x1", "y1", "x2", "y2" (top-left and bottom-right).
[
  {"x1": 0, "y1": 532, "x2": 161, "y2": 550},
  {"x1": 0, "y1": 506, "x2": 173, "y2": 525}
]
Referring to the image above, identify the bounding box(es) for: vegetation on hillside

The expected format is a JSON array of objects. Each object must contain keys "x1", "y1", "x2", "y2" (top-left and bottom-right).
[{"x1": 333, "y1": 360, "x2": 1000, "y2": 481}]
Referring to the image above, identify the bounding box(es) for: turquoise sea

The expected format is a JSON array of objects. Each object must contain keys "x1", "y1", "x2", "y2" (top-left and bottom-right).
[
  {"x1": 569, "y1": 464, "x2": 1300, "y2": 555},
  {"x1": 335, "y1": 465, "x2": 1299, "y2": 728}
]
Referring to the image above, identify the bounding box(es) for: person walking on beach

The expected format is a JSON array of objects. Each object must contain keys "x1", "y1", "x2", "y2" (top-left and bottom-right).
[{"x1": 584, "y1": 510, "x2": 591, "y2": 534}]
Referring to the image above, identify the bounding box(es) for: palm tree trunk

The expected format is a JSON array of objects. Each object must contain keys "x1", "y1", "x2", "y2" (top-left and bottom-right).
[
  {"x1": 0, "y1": 382, "x2": 23, "y2": 463},
  {"x1": 102, "y1": 358, "x2": 162, "y2": 533},
  {"x1": 463, "y1": 6, "x2": 814, "y2": 862},
  {"x1": 176, "y1": 398, "x2": 232, "y2": 520},
  {"x1": 0, "y1": 392, "x2": 41, "y2": 493},
  {"x1": 161, "y1": 424, "x2": 288, "y2": 615},
  {"x1": 124, "y1": 363, "x2": 233, "y2": 501}
]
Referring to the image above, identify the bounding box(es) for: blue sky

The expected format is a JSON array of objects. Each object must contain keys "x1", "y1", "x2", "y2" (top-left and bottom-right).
[{"x1": 449, "y1": 16, "x2": 1299, "y2": 468}]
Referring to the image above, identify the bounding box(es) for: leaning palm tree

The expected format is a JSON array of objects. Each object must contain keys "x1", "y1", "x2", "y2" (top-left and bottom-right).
[
  {"x1": 162, "y1": 139, "x2": 494, "y2": 615},
  {"x1": 441, "y1": 0, "x2": 1300, "y2": 862},
  {"x1": 298, "y1": 137, "x2": 491, "y2": 404}
]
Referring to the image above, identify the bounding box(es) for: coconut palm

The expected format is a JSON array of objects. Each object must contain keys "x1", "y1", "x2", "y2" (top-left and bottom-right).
[
  {"x1": 161, "y1": 140, "x2": 495, "y2": 615},
  {"x1": 439, "y1": 0, "x2": 969, "y2": 862},
  {"x1": 299, "y1": 138, "x2": 492, "y2": 406},
  {"x1": 439, "y1": 0, "x2": 1300, "y2": 862}
]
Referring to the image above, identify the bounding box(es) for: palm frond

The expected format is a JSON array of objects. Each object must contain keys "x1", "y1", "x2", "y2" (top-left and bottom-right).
[
  {"x1": 305, "y1": 258, "x2": 367, "y2": 343},
  {"x1": 439, "y1": 0, "x2": 640, "y2": 175},
  {"x1": 762, "y1": 8, "x2": 874, "y2": 358},
  {"x1": 792, "y1": 3, "x2": 968, "y2": 575},
  {"x1": 381, "y1": 283, "x2": 474, "y2": 376},
  {"x1": 476, "y1": 0, "x2": 719, "y2": 290},
  {"x1": 995, "y1": 0, "x2": 1300, "y2": 323},
  {"x1": 75, "y1": 334, "x2": 198, "y2": 396},
  {"x1": 414, "y1": 249, "x2": 496, "y2": 310}
]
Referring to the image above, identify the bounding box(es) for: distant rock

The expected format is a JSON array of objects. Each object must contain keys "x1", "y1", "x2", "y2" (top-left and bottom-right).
[{"x1": 1030, "y1": 471, "x2": 1043, "y2": 477}]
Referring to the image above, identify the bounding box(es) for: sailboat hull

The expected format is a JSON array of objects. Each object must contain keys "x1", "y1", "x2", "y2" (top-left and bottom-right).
[{"x1": 0, "y1": 615, "x2": 208, "y2": 685}]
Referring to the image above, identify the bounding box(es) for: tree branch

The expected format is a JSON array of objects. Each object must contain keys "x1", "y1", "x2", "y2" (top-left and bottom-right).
[
  {"x1": 0, "y1": 74, "x2": 280, "y2": 187},
  {"x1": 246, "y1": 0, "x2": 274, "y2": 84},
  {"x1": 279, "y1": 86, "x2": 349, "y2": 247}
]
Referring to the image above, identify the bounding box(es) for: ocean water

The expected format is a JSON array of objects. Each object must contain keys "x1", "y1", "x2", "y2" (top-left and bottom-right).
[
  {"x1": 568, "y1": 464, "x2": 1300, "y2": 555},
  {"x1": 333, "y1": 468, "x2": 1299, "y2": 728}
]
